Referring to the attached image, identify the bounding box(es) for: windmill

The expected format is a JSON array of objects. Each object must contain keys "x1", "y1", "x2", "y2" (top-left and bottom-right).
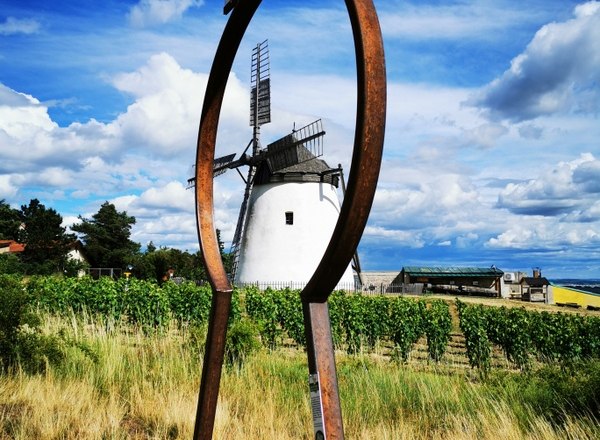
[{"x1": 189, "y1": 40, "x2": 359, "y2": 287}]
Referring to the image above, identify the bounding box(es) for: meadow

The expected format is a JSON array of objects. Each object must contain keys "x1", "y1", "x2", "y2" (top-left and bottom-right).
[{"x1": 1, "y1": 275, "x2": 599, "y2": 439}]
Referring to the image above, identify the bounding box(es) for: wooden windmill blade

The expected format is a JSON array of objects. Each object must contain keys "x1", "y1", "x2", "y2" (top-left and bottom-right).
[
  {"x1": 250, "y1": 40, "x2": 270, "y2": 128},
  {"x1": 186, "y1": 153, "x2": 240, "y2": 187},
  {"x1": 212, "y1": 153, "x2": 238, "y2": 177},
  {"x1": 260, "y1": 119, "x2": 326, "y2": 171}
]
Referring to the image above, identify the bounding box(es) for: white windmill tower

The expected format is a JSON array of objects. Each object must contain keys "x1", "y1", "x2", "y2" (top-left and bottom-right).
[{"x1": 190, "y1": 40, "x2": 358, "y2": 289}]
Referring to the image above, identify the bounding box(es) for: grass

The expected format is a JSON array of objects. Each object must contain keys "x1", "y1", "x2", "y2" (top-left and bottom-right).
[{"x1": 1, "y1": 312, "x2": 598, "y2": 439}]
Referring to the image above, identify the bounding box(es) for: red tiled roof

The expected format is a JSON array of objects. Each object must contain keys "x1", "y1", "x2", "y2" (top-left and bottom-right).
[{"x1": 0, "y1": 239, "x2": 25, "y2": 253}]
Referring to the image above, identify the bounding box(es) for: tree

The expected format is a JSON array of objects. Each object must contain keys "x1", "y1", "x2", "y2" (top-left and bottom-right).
[
  {"x1": 133, "y1": 247, "x2": 206, "y2": 284},
  {"x1": 0, "y1": 199, "x2": 21, "y2": 240},
  {"x1": 18, "y1": 199, "x2": 75, "y2": 274},
  {"x1": 216, "y1": 229, "x2": 233, "y2": 276},
  {"x1": 71, "y1": 202, "x2": 140, "y2": 269}
]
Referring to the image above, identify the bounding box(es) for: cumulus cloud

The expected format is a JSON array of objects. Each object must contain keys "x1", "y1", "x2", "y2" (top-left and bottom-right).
[
  {"x1": 0, "y1": 175, "x2": 18, "y2": 199},
  {"x1": 0, "y1": 83, "x2": 122, "y2": 176},
  {"x1": 128, "y1": 0, "x2": 204, "y2": 27},
  {"x1": 112, "y1": 53, "x2": 206, "y2": 153},
  {"x1": 106, "y1": 181, "x2": 203, "y2": 250},
  {"x1": 135, "y1": 181, "x2": 193, "y2": 214},
  {"x1": 366, "y1": 168, "x2": 483, "y2": 250},
  {"x1": 0, "y1": 52, "x2": 251, "y2": 198},
  {"x1": 112, "y1": 52, "x2": 251, "y2": 156},
  {"x1": 0, "y1": 17, "x2": 40, "y2": 35},
  {"x1": 486, "y1": 219, "x2": 600, "y2": 249},
  {"x1": 470, "y1": 1, "x2": 600, "y2": 121},
  {"x1": 363, "y1": 225, "x2": 426, "y2": 248},
  {"x1": 497, "y1": 153, "x2": 600, "y2": 216}
]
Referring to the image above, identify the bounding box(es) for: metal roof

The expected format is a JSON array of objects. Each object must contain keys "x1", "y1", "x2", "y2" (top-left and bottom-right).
[
  {"x1": 401, "y1": 266, "x2": 504, "y2": 277},
  {"x1": 520, "y1": 277, "x2": 550, "y2": 286}
]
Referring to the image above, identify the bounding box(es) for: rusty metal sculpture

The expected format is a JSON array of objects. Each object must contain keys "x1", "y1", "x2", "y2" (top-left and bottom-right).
[{"x1": 193, "y1": 1, "x2": 385, "y2": 438}]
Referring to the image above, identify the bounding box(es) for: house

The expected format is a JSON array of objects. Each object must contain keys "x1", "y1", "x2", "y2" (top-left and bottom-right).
[
  {"x1": 520, "y1": 276, "x2": 549, "y2": 302},
  {"x1": 394, "y1": 266, "x2": 504, "y2": 296},
  {"x1": 0, "y1": 239, "x2": 25, "y2": 254},
  {"x1": 66, "y1": 240, "x2": 89, "y2": 277}
]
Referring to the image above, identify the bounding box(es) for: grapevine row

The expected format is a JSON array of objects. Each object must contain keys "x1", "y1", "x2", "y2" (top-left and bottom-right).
[
  {"x1": 10, "y1": 275, "x2": 600, "y2": 368},
  {"x1": 457, "y1": 299, "x2": 600, "y2": 372}
]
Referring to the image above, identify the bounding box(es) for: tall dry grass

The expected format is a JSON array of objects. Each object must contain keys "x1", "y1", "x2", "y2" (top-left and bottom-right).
[{"x1": 0, "y1": 313, "x2": 598, "y2": 439}]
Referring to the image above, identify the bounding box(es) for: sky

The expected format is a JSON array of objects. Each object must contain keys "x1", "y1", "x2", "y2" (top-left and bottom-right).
[{"x1": 1, "y1": 0, "x2": 599, "y2": 279}]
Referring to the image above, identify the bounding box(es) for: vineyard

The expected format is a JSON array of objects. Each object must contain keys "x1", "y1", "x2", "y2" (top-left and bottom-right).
[
  {"x1": 2, "y1": 274, "x2": 600, "y2": 439},
  {"x1": 4, "y1": 274, "x2": 599, "y2": 373}
]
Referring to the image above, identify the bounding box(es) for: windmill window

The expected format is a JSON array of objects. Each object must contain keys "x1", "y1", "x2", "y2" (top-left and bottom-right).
[{"x1": 285, "y1": 211, "x2": 294, "y2": 225}]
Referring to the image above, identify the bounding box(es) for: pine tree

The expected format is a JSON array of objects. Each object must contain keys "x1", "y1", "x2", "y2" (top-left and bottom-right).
[
  {"x1": 18, "y1": 199, "x2": 75, "y2": 274},
  {"x1": 71, "y1": 202, "x2": 140, "y2": 269},
  {"x1": 0, "y1": 199, "x2": 21, "y2": 240}
]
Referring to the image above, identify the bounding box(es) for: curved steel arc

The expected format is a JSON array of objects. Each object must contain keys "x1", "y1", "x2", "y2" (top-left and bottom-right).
[
  {"x1": 193, "y1": 1, "x2": 386, "y2": 439},
  {"x1": 193, "y1": 2, "x2": 261, "y2": 439},
  {"x1": 195, "y1": 0, "x2": 261, "y2": 293},
  {"x1": 301, "y1": 0, "x2": 386, "y2": 303}
]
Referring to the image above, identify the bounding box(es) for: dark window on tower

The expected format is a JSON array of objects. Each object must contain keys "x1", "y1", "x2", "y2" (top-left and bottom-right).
[{"x1": 285, "y1": 211, "x2": 294, "y2": 225}]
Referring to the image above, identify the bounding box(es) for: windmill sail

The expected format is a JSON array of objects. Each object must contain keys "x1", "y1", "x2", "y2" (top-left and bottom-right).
[
  {"x1": 230, "y1": 40, "x2": 272, "y2": 279},
  {"x1": 186, "y1": 152, "x2": 238, "y2": 187},
  {"x1": 264, "y1": 119, "x2": 325, "y2": 172},
  {"x1": 213, "y1": 153, "x2": 237, "y2": 177},
  {"x1": 250, "y1": 41, "x2": 270, "y2": 127}
]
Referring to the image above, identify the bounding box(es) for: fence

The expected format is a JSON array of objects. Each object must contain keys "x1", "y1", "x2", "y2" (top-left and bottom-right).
[
  {"x1": 234, "y1": 280, "x2": 418, "y2": 295},
  {"x1": 87, "y1": 267, "x2": 123, "y2": 279}
]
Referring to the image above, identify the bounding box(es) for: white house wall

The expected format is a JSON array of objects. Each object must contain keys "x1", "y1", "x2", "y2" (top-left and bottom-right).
[{"x1": 235, "y1": 181, "x2": 354, "y2": 288}]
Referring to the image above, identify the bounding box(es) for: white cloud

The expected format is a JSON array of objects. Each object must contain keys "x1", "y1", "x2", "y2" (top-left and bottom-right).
[
  {"x1": 363, "y1": 225, "x2": 426, "y2": 248},
  {"x1": 497, "y1": 153, "x2": 599, "y2": 216},
  {"x1": 0, "y1": 175, "x2": 18, "y2": 199},
  {"x1": 0, "y1": 17, "x2": 40, "y2": 35},
  {"x1": 136, "y1": 181, "x2": 193, "y2": 213},
  {"x1": 111, "y1": 52, "x2": 251, "y2": 157},
  {"x1": 486, "y1": 219, "x2": 600, "y2": 249},
  {"x1": 128, "y1": 0, "x2": 204, "y2": 27},
  {"x1": 36, "y1": 167, "x2": 74, "y2": 187},
  {"x1": 470, "y1": 1, "x2": 600, "y2": 121}
]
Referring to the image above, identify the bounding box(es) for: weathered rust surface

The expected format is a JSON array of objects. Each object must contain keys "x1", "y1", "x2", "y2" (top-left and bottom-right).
[
  {"x1": 193, "y1": 0, "x2": 385, "y2": 439},
  {"x1": 193, "y1": 2, "x2": 260, "y2": 439},
  {"x1": 301, "y1": 0, "x2": 386, "y2": 303},
  {"x1": 303, "y1": 301, "x2": 344, "y2": 438}
]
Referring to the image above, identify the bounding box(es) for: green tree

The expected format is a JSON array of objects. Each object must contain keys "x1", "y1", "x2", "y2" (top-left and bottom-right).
[
  {"x1": 216, "y1": 229, "x2": 233, "y2": 276},
  {"x1": 17, "y1": 199, "x2": 75, "y2": 274},
  {"x1": 0, "y1": 199, "x2": 21, "y2": 240},
  {"x1": 71, "y1": 202, "x2": 140, "y2": 269},
  {"x1": 131, "y1": 229, "x2": 229, "y2": 283},
  {"x1": 133, "y1": 247, "x2": 207, "y2": 283}
]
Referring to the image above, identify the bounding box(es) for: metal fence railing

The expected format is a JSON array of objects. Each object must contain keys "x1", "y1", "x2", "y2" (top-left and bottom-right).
[
  {"x1": 233, "y1": 281, "x2": 418, "y2": 295},
  {"x1": 87, "y1": 268, "x2": 123, "y2": 279}
]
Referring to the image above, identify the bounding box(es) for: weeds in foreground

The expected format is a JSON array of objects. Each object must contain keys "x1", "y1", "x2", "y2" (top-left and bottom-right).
[{"x1": 1, "y1": 313, "x2": 599, "y2": 439}]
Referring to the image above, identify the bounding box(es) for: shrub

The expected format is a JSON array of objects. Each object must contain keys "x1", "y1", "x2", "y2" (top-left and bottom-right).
[
  {"x1": 0, "y1": 275, "x2": 65, "y2": 374},
  {"x1": 225, "y1": 318, "x2": 261, "y2": 368}
]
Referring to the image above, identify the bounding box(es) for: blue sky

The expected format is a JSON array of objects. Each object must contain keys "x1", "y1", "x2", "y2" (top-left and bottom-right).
[{"x1": 1, "y1": 0, "x2": 599, "y2": 279}]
